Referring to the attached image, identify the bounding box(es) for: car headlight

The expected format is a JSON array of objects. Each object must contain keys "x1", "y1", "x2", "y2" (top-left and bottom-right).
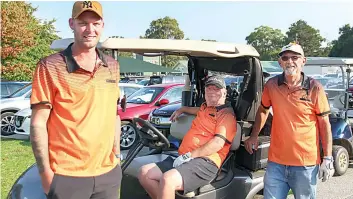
[{"x1": 147, "y1": 110, "x2": 154, "y2": 121}]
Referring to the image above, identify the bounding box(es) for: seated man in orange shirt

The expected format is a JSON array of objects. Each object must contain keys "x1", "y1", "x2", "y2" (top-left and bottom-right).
[{"x1": 138, "y1": 75, "x2": 237, "y2": 199}]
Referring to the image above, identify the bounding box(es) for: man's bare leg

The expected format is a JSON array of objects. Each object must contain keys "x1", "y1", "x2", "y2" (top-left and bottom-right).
[
  {"x1": 138, "y1": 163, "x2": 163, "y2": 199},
  {"x1": 158, "y1": 169, "x2": 184, "y2": 199}
]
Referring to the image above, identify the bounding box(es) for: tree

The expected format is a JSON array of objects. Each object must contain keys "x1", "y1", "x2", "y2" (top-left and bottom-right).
[
  {"x1": 285, "y1": 20, "x2": 327, "y2": 57},
  {"x1": 329, "y1": 24, "x2": 353, "y2": 57},
  {"x1": 144, "y1": 16, "x2": 184, "y2": 68},
  {"x1": 109, "y1": 36, "x2": 133, "y2": 58},
  {"x1": 245, "y1": 26, "x2": 285, "y2": 60},
  {"x1": 1, "y1": 2, "x2": 60, "y2": 81}
]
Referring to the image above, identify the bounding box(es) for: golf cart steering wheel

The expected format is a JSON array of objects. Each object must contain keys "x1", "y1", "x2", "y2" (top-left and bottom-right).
[{"x1": 132, "y1": 118, "x2": 170, "y2": 148}]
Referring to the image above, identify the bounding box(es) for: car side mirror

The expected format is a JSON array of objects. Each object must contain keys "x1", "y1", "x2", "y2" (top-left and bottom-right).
[
  {"x1": 120, "y1": 95, "x2": 127, "y2": 112},
  {"x1": 157, "y1": 99, "x2": 169, "y2": 106}
]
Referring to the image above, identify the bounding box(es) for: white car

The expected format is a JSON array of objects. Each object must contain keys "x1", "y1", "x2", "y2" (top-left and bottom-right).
[
  {"x1": 14, "y1": 107, "x2": 31, "y2": 136},
  {"x1": 1, "y1": 84, "x2": 32, "y2": 136},
  {"x1": 13, "y1": 83, "x2": 142, "y2": 136}
]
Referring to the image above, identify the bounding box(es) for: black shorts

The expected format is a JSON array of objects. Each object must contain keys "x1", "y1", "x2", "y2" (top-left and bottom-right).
[
  {"x1": 47, "y1": 164, "x2": 122, "y2": 199},
  {"x1": 156, "y1": 156, "x2": 218, "y2": 194}
]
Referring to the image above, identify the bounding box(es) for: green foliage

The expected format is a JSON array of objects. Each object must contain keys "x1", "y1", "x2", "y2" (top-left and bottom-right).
[
  {"x1": 143, "y1": 16, "x2": 184, "y2": 68},
  {"x1": 329, "y1": 24, "x2": 353, "y2": 57},
  {"x1": 1, "y1": 2, "x2": 60, "y2": 81},
  {"x1": 285, "y1": 20, "x2": 327, "y2": 57},
  {"x1": 144, "y1": 16, "x2": 184, "y2": 40},
  {"x1": 245, "y1": 26, "x2": 285, "y2": 60}
]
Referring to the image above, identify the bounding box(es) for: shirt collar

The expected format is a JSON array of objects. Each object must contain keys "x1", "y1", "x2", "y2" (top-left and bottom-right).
[
  {"x1": 62, "y1": 43, "x2": 108, "y2": 73},
  {"x1": 277, "y1": 72, "x2": 310, "y2": 90},
  {"x1": 201, "y1": 102, "x2": 232, "y2": 112}
]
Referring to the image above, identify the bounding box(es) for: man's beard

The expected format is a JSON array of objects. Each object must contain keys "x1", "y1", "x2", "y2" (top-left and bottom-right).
[{"x1": 284, "y1": 66, "x2": 297, "y2": 76}]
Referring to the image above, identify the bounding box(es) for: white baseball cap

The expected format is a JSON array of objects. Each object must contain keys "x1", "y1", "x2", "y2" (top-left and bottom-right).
[{"x1": 279, "y1": 42, "x2": 304, "y2": 57}]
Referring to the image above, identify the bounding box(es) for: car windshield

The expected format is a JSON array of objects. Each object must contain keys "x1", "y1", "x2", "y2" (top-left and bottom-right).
[
  {"x1": 127, "y1": 87, "x2": 164, "y2": 104},
  {"x1": 8, "y1": 83, "x2": 32, "y2": 98}
]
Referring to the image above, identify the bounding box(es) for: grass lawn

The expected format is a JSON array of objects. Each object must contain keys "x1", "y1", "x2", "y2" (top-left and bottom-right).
[{"x1": 1, "y1": 138, "x2": 34, "y2": 198}]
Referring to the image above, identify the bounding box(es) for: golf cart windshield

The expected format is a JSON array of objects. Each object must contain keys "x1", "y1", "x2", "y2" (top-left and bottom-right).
[{"x1": 305, "y1": 58, "x2": 353, "y2": 118}]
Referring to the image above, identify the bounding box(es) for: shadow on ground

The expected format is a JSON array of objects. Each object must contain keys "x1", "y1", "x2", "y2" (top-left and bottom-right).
[{"x1": 1, "y1": 134, "x2": 30, "y2": 146}]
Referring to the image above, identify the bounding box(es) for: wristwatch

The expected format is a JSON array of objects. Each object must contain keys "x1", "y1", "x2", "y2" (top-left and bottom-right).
[
  {"x1": 323, "y1": 156, "x2": 333, "y2": 162},
  {"x1": 115, "y1": 154, "x2": 123, "y2": 160}
]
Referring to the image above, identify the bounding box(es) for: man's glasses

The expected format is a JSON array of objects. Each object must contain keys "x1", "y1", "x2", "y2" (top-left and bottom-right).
[{"x1": 280, "y1": 55, "x2": 301, "y2": 61}]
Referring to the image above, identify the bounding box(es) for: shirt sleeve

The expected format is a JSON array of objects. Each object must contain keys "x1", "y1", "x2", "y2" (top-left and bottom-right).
[
  {"x1": 314, "y1": 84, "x2": 330, "y2": 116},
  {"x1": 215, "y1": 111, "x2": 237, "y2": 144},
  {"x1": 261, "y1": 82, "x2": 271, "y2": 109},
  {"x1": 30, "y1": 61, "x2": 54, "y2": 109}
]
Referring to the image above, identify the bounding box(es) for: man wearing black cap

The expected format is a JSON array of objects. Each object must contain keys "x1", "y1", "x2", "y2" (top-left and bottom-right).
[
  {"x1": 138, "y1": 75, "x2": 237, "y2": 199},
  {"x1": 30, "y1": 1, "x2": 122, "y2": 199}
]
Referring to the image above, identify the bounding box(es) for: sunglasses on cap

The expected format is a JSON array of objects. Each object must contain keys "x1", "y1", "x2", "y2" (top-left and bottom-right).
[{"x1": 280, "y1": 55, "x2": 302, "y2": 61}]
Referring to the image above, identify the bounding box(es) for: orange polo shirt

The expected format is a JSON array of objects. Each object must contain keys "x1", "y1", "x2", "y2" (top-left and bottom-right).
[
  {"x1": 262, "y1": 72, "x2": 330, "y2": 166},
  {"x1": 178, "y1": 103, "x2": 237, "y2": 168},
  {"x1": 31, "y1": 43, "x2": 120, "y2": 176}
]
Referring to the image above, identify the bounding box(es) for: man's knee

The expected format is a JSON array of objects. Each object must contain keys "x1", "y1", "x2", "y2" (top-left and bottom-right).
[
  {"x1": 160, "y1": 169, "x2": 183, "y2": 190},
  {"x1": 138, "y1": 163, "x2": 162, "y2": 183}
]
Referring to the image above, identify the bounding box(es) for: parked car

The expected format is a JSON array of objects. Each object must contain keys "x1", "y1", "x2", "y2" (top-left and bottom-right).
[
  {"x1": 0, "y1": 81, "x2": 29, "y2": 98},
  {"x1": 12, "y1": 83, "x2": 144, "y2": 137},
  {"x1": 118, "y1": 83, "x2": 144, "y2": 98},
  {"x1": 0, "y1": 84, "x2": 32, "y2": 135},
  {"x1": 13, "y1": 108, "x2": 31, "y2": 136},
  {"x1": 118, "y1": 83, "x2": 183, "y2": 150}
]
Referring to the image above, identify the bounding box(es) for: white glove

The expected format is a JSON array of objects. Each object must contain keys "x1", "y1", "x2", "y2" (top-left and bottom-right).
[
  {"x1": 173, "y1": 152, "x2": 192, "y2": 167},
  {"x1": 318, "y1": 156, "x2": 335, "y2": 182}
]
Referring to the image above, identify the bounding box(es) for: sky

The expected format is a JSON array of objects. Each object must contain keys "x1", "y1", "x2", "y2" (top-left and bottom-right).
[{"x1": 30, "y1": 1, "x2": 353, "y2": 44}]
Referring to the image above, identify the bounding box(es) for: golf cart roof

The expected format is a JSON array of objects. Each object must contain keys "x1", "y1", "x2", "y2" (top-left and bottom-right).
[
  {"x1": 50, "y1": 38, "x2": 260, "y2": 58},
  {"x1": 101, "y1": 38, "x2": 260, "y2": 58},
  {"x1": 306, "y1": 57, "x2": 353, "y2": 66}
]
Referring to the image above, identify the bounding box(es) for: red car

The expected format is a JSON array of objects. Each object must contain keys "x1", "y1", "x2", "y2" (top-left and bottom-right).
[{"x1": 119, "y1": 83, "x2": 183, "y2": 150}]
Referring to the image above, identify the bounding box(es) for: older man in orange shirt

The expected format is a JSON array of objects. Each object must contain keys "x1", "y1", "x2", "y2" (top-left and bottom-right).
[{"x1": 138, "y1": 75, "x2": 237, "y2": 199}]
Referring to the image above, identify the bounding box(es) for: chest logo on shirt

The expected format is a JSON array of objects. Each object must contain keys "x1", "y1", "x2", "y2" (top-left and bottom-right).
[
  {"x1": 192, "y1": 137, "x2": 200, "y2": 146},
  {"x1": 106, "y1": 79, "x2": 116, "y2": 83}
]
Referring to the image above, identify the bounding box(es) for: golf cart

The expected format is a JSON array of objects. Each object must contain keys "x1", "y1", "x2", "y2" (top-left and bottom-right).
[
  {"x1": 7, "y1": 38, "x2": 270, "y2": 199},
  {"x1": 306, "y1": 58, "x2": 353, "y2": 176}
]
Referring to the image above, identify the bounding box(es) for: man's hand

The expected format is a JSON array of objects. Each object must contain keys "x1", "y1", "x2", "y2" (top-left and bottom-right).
[
  {"x1": 319, "y1": 156, "x2": 335, "y2": 182},
  {"x1": 170, "y1": 108, "x2": 184, "y2": 122},
  {"x1": 173, "y1": 152, "x2": 192, "y2": 167},
  {"x1": 40, "y1": 169, "x2": 54, "y2": 194},
  {"x1": 244, "y1": 135, "x2": 259, "y2": 154}
]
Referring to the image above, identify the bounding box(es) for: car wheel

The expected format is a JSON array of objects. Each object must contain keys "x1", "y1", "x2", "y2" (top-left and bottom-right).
[
  {"x1": 1, "y1": 112, "x2": 16, "y2": 136},
  {"x1": 120, "y1": 121, "x2": 139, "y2": 150},
  {"x1": 332, "y1": 145, "x2": 349, "y2": 176}
]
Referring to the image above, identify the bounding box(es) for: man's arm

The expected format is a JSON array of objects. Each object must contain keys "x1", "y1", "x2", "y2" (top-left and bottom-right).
[
  {"x1": 190, "y1": 136, "x2": 225, "y2": 158},
  {"x1": 30, "y1": 105, "x2": 51, "y2": 173},
  {"x1": 179, "y1": 106, "x2": 200, "y2": 115},
  {"x1": 113, "y1": 115, "x2": 121, "y2": 164},
  {"x1": 170, "y1": 106, "x2": 200, "y2": 122},
  {"x1": 317, "y1": 115, "x2": 332, "y2": 157}
]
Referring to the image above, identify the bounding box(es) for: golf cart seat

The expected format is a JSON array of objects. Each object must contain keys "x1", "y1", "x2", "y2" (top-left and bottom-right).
[{"x1": 170, "y1": 114, "x2": 242, "y2": 197}]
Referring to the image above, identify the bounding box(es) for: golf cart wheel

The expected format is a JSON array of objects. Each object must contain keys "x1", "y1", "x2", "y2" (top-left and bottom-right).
[
  {"x1": 1, "y1": 112, "x2": 16, "y2": 136},
  {"x1": 120, "y1": 121, "x2": 139, "y2": 150},
  {"x1": 332, "y1": 145, "x2": 349, "y2": 176}
]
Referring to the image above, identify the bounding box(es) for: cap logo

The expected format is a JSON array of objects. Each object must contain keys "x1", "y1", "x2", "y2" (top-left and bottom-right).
[{"x1": 82, "y1": 1, "x2": 93, "y2": 8}]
